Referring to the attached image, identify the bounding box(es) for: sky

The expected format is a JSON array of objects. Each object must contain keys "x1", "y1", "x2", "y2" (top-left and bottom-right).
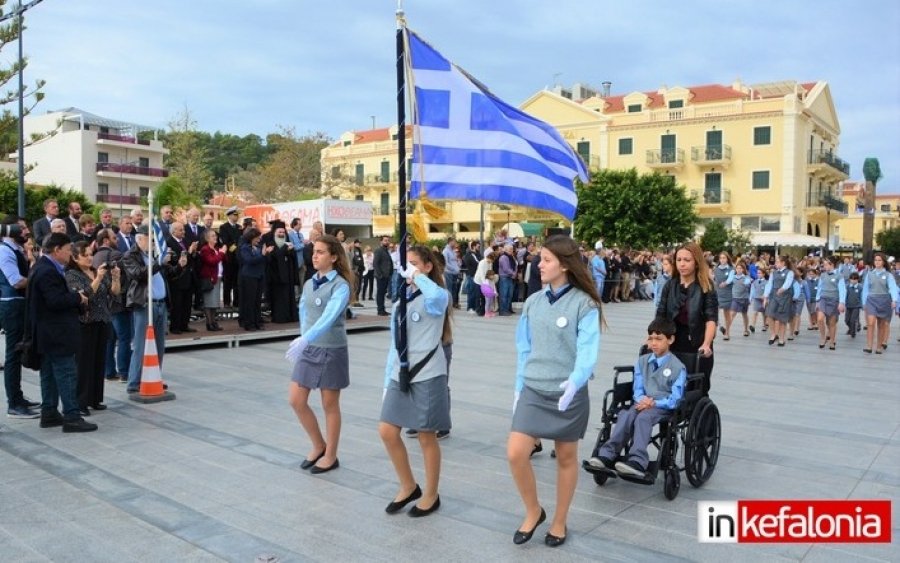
[{"x1": 12, "y1": 0, "x2": 900, "y2": 192}]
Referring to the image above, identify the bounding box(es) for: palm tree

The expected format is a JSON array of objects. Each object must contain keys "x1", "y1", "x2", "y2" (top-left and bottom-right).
[{"x1": 862, "y1": 158, "x2": 882, "y2": 261}]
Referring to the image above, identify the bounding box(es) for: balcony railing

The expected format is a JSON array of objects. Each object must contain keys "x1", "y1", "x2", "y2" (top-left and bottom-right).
[
  {"x1": 806, "y1": 189, "x2": 849, "y2": 214},
  {"x1": 646, "y1": 148, "x2": 684, "y2": 167},
  {"x1": 96, "y1": 162, "x2": 168, "y2": 177},
  {"x1": 691, "y1": 144, "x2": 732, "y2": 165},
  {"x1": 808, "y1": 149, "x2": 850, "y2": 176},
  {"x1": 96, "y1": 132, "x2": 152, "y2": 146},
  {"x1": 692, "y1": 188, "x2": 731, "y2": 205},
  {"x1": 96, "y1": 193, "x2": 141, "y2": 205}
]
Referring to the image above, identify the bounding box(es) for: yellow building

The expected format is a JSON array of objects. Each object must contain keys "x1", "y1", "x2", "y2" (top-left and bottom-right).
[
  {"x1": 320, "y1": 126, "x2": 554, "y2": 239},
  {"x1": 523, "y1": 80, "x2": 850, "y2": 248},
  {"x1": 835, "y1": 181, "x2": 900, "y2": 249}
]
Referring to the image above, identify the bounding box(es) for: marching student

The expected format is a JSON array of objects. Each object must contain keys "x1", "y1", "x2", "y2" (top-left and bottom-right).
[
  {"x1": 789, "y1": 267, "x2": 806, "y2": 340},
  {"x1": 816, "y1": 257, "x2": 846, "y2": 350},
  {"x1": 508, "y1": 235, "x2": 601, "y2": 548},
  {"x1": 845, "y1": 271, "x2": 862, "y2": 339},
  {"x1": 804, "y1": 267, "x2": 820, "y2": 331},
  {"x1": 286, "y1": 234, "x2": 354, "y2": 474},
  {"x1": 763, "y1": 255, "x2": 794, "y2": 347},
  {"x1": 749, "y1": 266, "x2": 768, "y2": 334},
  {"x1": 653, "y1": 254, "x2": 672, "y2": 308},
  {"x1": 714, "y1": 252, "x2": 734, "y2": 335},
  {"x1": 861, "y1": 252, "x2": 899, "y2": 354},
  {"x1": 723, "y1": 259, "x2": 752, "y2": 338},
  {"x1": 379, "y1": 245, "x2": 452, "y2": 518}
]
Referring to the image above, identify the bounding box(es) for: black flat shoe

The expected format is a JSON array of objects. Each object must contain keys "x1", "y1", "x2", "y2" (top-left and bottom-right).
[
  {"x1": 768, "y1": 338, "x2": 777, "y2": 345},
  {"x1": 79, "y1": 407, "x2": 91, "y2": 417},
  {"x1": 408, "y1": 495, "x2": 440, "y2": 517},
  {"x1": 530, "y1": 442, "x2": 543, "y2": 457},
  {"x1": 91, "y1": 404, "x2": 108, "y2": 411},
  {"x1": 309, "y1": 458, "x2": 339, "y2": 474},
  {"x1": 300, "y1": 449, "x2": 326, "y2": 470},
  {"x1": 545, "y1": 527, "x2": 567, "y2": 547},
  {"x1": 513, "y1": 507, "x2": 546, "y2": 545},
  {"x1": 385, "y1": 484, "x2": 422, "y2": 514},
  {"x1": 777, "y1": 341, "x2": 785, "y2": 347},
  {"x1": 863, "y1": 348, "x2": 872, "y2": 353}
]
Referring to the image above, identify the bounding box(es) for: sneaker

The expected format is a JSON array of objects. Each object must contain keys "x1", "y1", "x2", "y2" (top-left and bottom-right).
[
  {"x1": 588, "y1": 456, "x2": 615, "y2": 470},
  {"x1": 62, "y1": 418, "x2": 98, "y2": 433},
  {"x1": 22, "y1": 397, "x2": 39, "y2": 409},
  {"x1": 405, "y1": 428, "x2": 418, "y2": 437},
  {"x1": 7, "y1": 405, "x2": 40, "y2": 419},
  {"x1": 615, "y1": 459, "x2": 646, "y2": 477},
  {"x1": 436, "y1": 430, "x2": 450, "y2": 440},
  {"x1": 39, "y1": 411, "x2": 64, "y2": 428}
]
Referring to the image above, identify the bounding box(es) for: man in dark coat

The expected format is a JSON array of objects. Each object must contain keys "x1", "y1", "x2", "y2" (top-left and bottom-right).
[
  {"x1": 373, "y1": 235, "x2": 393, "y2": 316},
  {"x1": 166, "y1": 222, "x2": 198, "y2": 334},
  {"x1": 218, "y1": 207, "x2": 243, "y2": 308},
  {"x1": 266, "y1": 225, "x2": 298, "y2": 323},
  {"x1": 29, "y1": 233, "x2": 96, "y2": 432}
]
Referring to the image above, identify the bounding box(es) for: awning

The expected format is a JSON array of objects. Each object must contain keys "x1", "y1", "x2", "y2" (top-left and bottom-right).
[{"x1": 752, "y1": 232, "x2": 826, "y2": 247}]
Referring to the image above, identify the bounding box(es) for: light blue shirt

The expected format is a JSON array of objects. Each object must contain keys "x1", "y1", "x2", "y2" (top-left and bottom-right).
[
  {"x1": 143, "y1": 252, "x2": 167, "y2": 300},
  {"x1": 514, "y1": 284, "x2": 600, "y2": 393},
  {"x1": 287, "y1": 229, "x2": 304, "y2": 262},
  {"x1": 299, "y1": 269, "x2": 350, "y2": 344},
  {"x1": 633, "y1": 352, "x2": 687, "y2": 410},
  {"x1": 0, "y1": 239, "x2": 26, "y2": 299},
  {"x1": 590, "y1": 255, "x2": 606, "y2": 279},
  {"x1": 442, "y1": 245, "x2": 460, "y2": 275}
]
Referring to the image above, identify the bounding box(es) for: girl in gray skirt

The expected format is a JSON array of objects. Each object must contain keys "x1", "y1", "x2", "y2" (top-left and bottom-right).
[
  {"x1": 862, "y1": 252, "x2": 899, "y2": 354},
  {"x1": 508, "y1": 236, "x2": 601, "y2": 548},
  {"x1": 815, "y1": 257, "x2": 846, "y2": 350},
  {"x1": 286, "y1": 234, "x2": 354, "y2": 474},
  {"x1": 763, "y1": 255, "x2": 795, "y2": 347},
  {"x1": 379, "y1": 246, "x2": 451, "y2": 517}
]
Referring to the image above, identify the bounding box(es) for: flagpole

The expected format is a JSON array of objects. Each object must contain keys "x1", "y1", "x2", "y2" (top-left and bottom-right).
[
  {"x1": 396, "y1": 3, "x2": 410, "y2": 392},
  {"x1": 147, "y1": 188, "x2": 154, "y2": 328}
]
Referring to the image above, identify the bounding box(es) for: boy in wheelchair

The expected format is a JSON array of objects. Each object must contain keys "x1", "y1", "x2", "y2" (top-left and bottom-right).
[{"x1": 588, "y1": 318, "x2": 686, "y2": 478}]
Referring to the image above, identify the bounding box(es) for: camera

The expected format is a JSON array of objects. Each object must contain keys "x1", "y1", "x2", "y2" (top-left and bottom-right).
[{"x1": 0, "y1": 224, "x2": 22, "y2": 238}]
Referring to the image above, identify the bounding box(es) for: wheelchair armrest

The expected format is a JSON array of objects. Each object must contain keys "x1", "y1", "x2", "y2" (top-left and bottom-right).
[{"x1": 613, "y1": 365, "x2": 635, "y2": 374}]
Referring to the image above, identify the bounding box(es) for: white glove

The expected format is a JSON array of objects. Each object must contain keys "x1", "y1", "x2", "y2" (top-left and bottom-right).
[
  {"x1": 513, "y1": 391, "x2": 520, "y2": 415},
  {"x1": 285, "y1": 336, "x2": 309, "y2": 364},
  {"x1": 399, "y1": 264, "x2": 419, "y2": 281},
  {"x1": 383, "y1": 388, "x2": 388, "y2": 401},
  {"x1": 558, "y1": 379, "x2": 577, "y2": 412}
]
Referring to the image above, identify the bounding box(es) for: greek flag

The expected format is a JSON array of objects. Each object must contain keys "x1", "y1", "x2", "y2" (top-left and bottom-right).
[
  {"x1": 152, "y1": 218, "x2": 167, "y2": 265},
  {"x1": 407, "y1": 30, "x2": 588, "y2": 220}
]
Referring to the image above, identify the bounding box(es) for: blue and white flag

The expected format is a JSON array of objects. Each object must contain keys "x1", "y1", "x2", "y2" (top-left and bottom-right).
[
  {"x1": 406, "y1": 30, "x2": 588, "y2": 220},
  {"x1": 152, "y1": 218, "x2": 167, "y2": 265}
]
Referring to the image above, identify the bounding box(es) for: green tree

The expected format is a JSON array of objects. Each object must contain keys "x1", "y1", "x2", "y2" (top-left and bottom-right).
[
  {"x1": 164, "y1": 107, "x2": 214, "y2": 201},
  {"x1": 575, "y1": 168, "x2": 697, "y2": 249},
  {"x1": 0, "y1": 171, "x2": 94, "y2": 221},
  {"x1": 875, "y1": 226, "x2": 900, "y2": 258},
  {"x1": 251, "y1": 128, "x2": 330, "y2": 203},
  {"x1": 152, "y1": 176, "x2": 200, "y2": 211},
  {"x1": 727, "y1": 227, "x2": 753, "y2": 255},
  {"x1": 862, "y1": 158, "x2": 882, "y2": 260},
  {"x1": 700, "y1": 219, "x2": 728, "y2": 254},
  {"x1": 0, "y1": 1, "x2": 46, "y2": 156}
]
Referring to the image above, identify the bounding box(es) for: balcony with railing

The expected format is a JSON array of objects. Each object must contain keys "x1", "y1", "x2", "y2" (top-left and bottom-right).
[
  {"x1": 807, "y1": 149, "x2": 850, "y2": 179},
  {"x1": 96, "y1": 132, "x2": 153, "y2": 146},
  {"x1": 691, "y1": 188, "x2": 731, "y2": 211},
  {"x1": 806, "y1": 189, "x2": 848, "y2": 216},
  {"x1": 95, "y1": 193, "x2": 142, "y2": 205},
  {"x1": 96, "y1": 162, "x2": 168, "y2": 178},
  {"x1": 646, "y1": 148, "x2": 684, "y2": 169},
  {"x1": 691, "y1": 144, "x2": 732, "y2": 168}
]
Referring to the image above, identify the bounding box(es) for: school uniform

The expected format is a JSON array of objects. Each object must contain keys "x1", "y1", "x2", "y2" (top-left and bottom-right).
[
  {"x1": 714, "y1": 265, "x2": 733, "y2": 310},
  {"x1": 381, "y1": 274, "x2": 451, "y2": 431},
  {"x1": 804, "y1": 275, "x2": 819, "y2": 317},
  {"x1": 511, "y1": 284, "x2": 600, "y2": 441},
  {"x1": 596, "y1": 353, "x2": 687, "y2": 471},
  {"x1": 764, "y1": 267, "x2": 794, "y2": 323},
  {"x1": 791, "y1": 279, "x2": 804, "y2": 319},
  {"x1": 845, "y1": 282, "x2": 862, "y2": 336},
  {"x1": 750, "y1": 277, "x2": 767, "y2": 312},
  {"x1": 815, "y1": 271, "x2": 846, "y2": 320},
  {"x1": 727, "y1": 272, "x2": 751, "y2": 313},
  {"x1": 292, "y1": 270, "x2": 351, "y2": 389},
  {"x1": 861, "y1": 267, "x2": 899, "y2": 320}
]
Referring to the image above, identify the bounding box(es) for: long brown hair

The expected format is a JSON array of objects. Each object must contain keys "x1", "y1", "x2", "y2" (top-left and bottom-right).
[
  {"x1": 316, "y1": 234, "x2": 356, "y2": 289},
  {"x1": 66, "y1": 241, "x2": 92, "y2": 270},
  {"x1": 674, "y1": 242, "x2": 712, "y2": 293},
  {"x1": 541, "y1": 236, "x2": 604, "y2": 326},
  {"x1": 409, "y1": 245, "x2": 452, "y2": 344}
]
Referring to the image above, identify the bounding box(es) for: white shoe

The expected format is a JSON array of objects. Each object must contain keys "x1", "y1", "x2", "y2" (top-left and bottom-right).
[{"x1": 614, "y1": 460, "x2": 645, "y2": 477}]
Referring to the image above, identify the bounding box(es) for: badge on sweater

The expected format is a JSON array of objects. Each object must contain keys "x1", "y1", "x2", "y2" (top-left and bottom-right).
[
  {"x1": 556, "y1": 316, "x2": 568, "y2": 328},
  {"x1": 663, "y1": 368, "x2": 672, "y2": 377},
  {"x1": 314, "y1": 297, "x2": 322, "y2": 306},
  {"x1": 411, "y1": 311, "x2": 421, "y2": 322}
]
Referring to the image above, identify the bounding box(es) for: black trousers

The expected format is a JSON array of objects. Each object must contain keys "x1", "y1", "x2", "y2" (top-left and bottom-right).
[
  {"x1": 170, "y1": 287, "x2": 192, "y2": 331},
  {"x1": 76, "y1": 322, "x2": 109, "y2": 408},
  {"x1": 239, "y1": 276, "x2": 264, "y2": 328},
  {"x1": 375, "y1": 276, "x2": 390, "y2": 314},
  {"x1": 361, "y1": 271, "x2": 374, "y2": 300},
  {"x1": 222, "y1": 259, "x2": 239, "y2": 307}
]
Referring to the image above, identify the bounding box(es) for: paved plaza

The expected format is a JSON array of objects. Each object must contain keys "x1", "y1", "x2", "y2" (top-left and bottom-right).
[{"x1": 0, "y1": 301, "x2": 897, "y2": 562}]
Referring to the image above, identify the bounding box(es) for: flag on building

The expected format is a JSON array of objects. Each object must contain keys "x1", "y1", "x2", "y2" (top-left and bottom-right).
[
  {"x1": 152, "y1": 218, "x2": 167, "y2": 265},
  {"x1": 406, "y1": 30, "x2": 588, "y2": 220}
]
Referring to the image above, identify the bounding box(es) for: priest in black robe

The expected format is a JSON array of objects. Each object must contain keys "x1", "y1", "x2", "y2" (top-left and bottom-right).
[{"x1": 266, "y1": 225, "x2": 299, "y2": 324}]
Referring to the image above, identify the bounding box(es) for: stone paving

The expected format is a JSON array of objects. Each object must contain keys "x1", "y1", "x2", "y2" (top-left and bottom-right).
[{"x1": 0, "y1": 301, "x2": 897, "y2": 562}]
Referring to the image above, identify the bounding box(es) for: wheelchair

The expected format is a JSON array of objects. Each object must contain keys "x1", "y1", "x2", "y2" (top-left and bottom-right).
[{"x1": 580, "y1": 350, "x2": 721, "y2": 500}]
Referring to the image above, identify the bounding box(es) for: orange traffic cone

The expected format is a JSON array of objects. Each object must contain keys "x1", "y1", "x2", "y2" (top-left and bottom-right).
[{"x1": 129, "y1": 325, "x2": 176, "y2": 404}]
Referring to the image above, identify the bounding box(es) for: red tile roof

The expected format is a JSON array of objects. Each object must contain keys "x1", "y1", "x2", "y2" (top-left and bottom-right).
[
  {"x1": 591, "y1": 82, "x2": 819, "y2": 112},
  {"x1": 333, "y1": 126, "x2": 414, "y2": 146}
]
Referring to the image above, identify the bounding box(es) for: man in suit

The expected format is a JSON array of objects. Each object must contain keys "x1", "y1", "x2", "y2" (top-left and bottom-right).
[
  {"x1": 129, "y1": 208, "x2": 145, "y2": 231},
  {"x1": 218, "y1": 207, "x2": 242, "y2": 308},
  {"x1": 184, "y1": 208, "x2": 206, "y2": 247},
  {"x1": 31, "y1": 198, "x2": 59, "y2": 245},
  {"x1": 158, "y1": 205, "x2": 174, "y2": 238},
  {"x1": 116, "y1": 216, "x2": 136, "y2": 253},
  {"x1": 166, "y1": 222, "x2": 198, "y2": 334},
  {"x1": 373, "y1": 235, "x2": 393, "y2": 316},
  {"x1": 98, "y1": 208, "x2": 118, "y2": 233},
  {"x1": 29, "y1": 232, "x2": 96, "y2": 432},
  {"x1": 64, "y1": 201, "x2": 82, "y2": 237}
]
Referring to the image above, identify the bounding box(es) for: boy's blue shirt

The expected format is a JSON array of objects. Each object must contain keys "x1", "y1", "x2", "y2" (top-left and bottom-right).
[{"x1": 633, "y1": 351, "x2": 687, "y2": 411}]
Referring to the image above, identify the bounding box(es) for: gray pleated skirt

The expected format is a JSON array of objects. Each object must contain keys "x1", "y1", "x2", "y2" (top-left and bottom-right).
[
  {"x1": 202, "y1": 279, "x2": 221, "y2": 309},
  {"x1": 729, "y1": 297, "x2": 749, "y2": 313},
  {"x1": 291, "y1": 345, "x2": 350, "y2": 390},
  {"x1": 806, "y1": 299, "x2": 817, "y2": 316},
  {"x1": 511, "y1": 385, "x2": 589, "y2": 442},
  {"x1": 817, "y1": 297, "x2": 839, "y2": 319},
  {"x1": 381, "y1": 375, "x2": 450, "y2": 432},
  {"x1": 766, "y1": 292, "x2": 792, "y2": 323},
  {"x1": 717, "y1": 288, "x2": 732, "y2": 309},
  {"x1": 792, "y1": 298, "x2": 804, "y2": 317},
  {"x1": 865, "y1": 294, "x2": 892, "y2": 320},
  {"x1": 752, "y1": 297, "x2": 765, "y2": 312}
]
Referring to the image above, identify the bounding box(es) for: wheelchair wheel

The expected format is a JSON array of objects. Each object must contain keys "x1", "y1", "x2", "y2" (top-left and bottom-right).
[
  {"x1": 684, "y1": 398, "x2": 721, "y2": 488},
  {"x1": 592, "y1": 471, "x2": 609, "y2": 486},
  {"x1": 663, "y1": 469, "x2": 680, "y2": 500}
]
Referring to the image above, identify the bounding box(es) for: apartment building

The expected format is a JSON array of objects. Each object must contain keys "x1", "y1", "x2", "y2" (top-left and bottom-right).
[
  {"x1": 15, "y1": 107, "x2": 168, "y2": 216},
  {"x1": 836, "y1": 181, "x2": 900, "y2": 248}
]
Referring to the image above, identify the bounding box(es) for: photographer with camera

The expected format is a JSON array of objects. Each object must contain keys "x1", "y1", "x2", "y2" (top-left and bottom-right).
[
  {"x1": 93, "y1": 229, "x2": 131, "y2": 383},
  {"x1": 0, "y1": 216, "x2": 40, "y2": 419}
]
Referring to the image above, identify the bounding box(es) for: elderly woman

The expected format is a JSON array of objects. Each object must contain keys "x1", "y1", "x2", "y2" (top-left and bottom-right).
[
  {"x1": 65, "y1": 241, "x2": 121, "y2": 415},
  {"x1": 198, "y1": 229, "x2": 225, "y2": 331}
]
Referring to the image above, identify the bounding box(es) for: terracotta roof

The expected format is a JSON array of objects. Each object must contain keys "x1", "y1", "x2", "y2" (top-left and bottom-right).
[
  {"x1": 332, "y1": 126, "x2": 414, "y2": 147},
  {"x1": 592, "y1": 83, "x2": 775, "y2": 112}
]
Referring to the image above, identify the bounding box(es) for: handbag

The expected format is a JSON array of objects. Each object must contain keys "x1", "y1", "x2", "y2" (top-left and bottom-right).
[
  {"x1": 200, "y1": 278, "x2": 214, "y2": 292},
  {"x1": 18, "y1": 268, "x2": 41, "y2": 370}
]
